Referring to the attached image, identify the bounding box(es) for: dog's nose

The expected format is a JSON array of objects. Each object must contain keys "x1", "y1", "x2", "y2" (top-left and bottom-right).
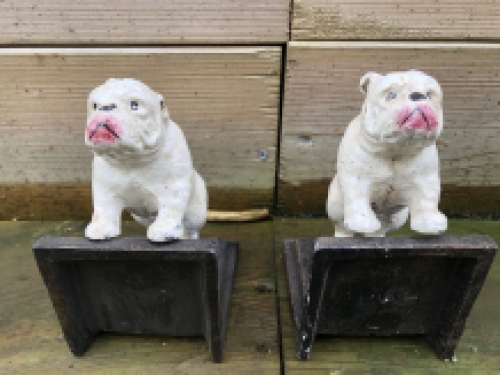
[
  {"x1": 409, "y1": 92, "x2": 426, "y2": 101},
  {"x1": 99, "y1": 103, "x2": 117, "y2": 111}
]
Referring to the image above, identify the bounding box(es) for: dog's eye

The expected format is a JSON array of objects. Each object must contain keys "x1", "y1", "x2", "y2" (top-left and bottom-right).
[
  {"x1": 386, "y1": 91, "x2": 397, "y2": 100},
  {"x1": 131, "y1": 101, "x2": 139, "y2": 110},
  {"x1": 93, "y1": 103, "x2": 97, "y2": 110}
]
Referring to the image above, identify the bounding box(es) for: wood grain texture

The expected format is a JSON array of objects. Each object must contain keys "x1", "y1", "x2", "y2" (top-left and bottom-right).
[
  {"x1": 0, "y1": 48, "x2": 281, "y2": 213},
  {"x1": 292, "y1": 0, "x2": 500, "y2": 41},
  {"x1": 0, "y1": 0, "x2": 290, "y2": 44},
  {"x1": 0, "y1": 221, "x2": 280, "y2": 374},
  {"x1": 278, "y1": 179, "x2": 500, "y2": 218},
  {"x1": 275, "y1": 218, "x2": 500, "y2": 374},
  {"x1": 279, "y1": 42, "x2": 500, "y2": 215},
  {"x1": 0, "y1": 183, "x2": 275, "y2": 221}
]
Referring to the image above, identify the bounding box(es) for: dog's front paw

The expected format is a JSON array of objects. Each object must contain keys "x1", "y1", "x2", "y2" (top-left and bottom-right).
[
  {"x1": 344, "y1": 210, "x2": 381, "y2": 234},
  {"x1": 147, "y1": 221, "x2": 185, "y2": 243},
  {"x1": 85, "y1": 221, "x2": 120, "y2": 240},
  {"x1": 411, "y1": 210, "x2": 447, "y2": 235}
]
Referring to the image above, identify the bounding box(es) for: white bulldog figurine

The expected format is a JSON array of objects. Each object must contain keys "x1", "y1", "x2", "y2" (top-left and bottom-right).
[
  {"x1": 327, "y1": 70, "x2": 447, "y2": 237},
  {"x1": 85, "y1": 78, "x2": 207, "y2": 242}
]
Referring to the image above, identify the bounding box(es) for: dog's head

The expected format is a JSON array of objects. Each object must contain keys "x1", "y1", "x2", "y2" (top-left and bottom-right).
[
  {"x1": 85, "y1": 78, "x2": 169, "y2": 157},
  {"x1": 359, "y1": 70, "x2": 443, "y2": 144}
]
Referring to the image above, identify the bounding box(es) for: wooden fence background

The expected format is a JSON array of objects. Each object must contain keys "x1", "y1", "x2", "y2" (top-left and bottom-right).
[{"x1": 0, "y1": 0, "x2": 499, "y2": 219}]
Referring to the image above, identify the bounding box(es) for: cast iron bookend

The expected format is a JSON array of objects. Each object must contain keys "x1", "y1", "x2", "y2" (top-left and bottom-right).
[
  {"x1": 283, "y1": 235, "x2": 497, "y2": 361},
  {"x1": 33, "y1": 236, "x2": 238, "y2": 363}
]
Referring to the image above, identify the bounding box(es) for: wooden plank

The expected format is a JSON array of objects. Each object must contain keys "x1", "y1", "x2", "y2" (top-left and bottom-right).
[
  {"x1": 275, "y1": 218, "x2": 500, "y2": 374},
  {"x1": 0, "y1": 0, "x2": 290, "y2": 44},
  {"x1": 0, "y1": 183, "x2": 273, "y2": 220},
  {"x1": 0, "y1": 48, "x2": 281, "y2": 217},
  {"x1": 292, "y1": 0, "x2": 500, "y2": 41},
  {"x1": 0, "y1": 220, "x2": 280, "y2": 374},
  {"x1": 279, "y1": 42, "x2": 500, "y2": 215}
]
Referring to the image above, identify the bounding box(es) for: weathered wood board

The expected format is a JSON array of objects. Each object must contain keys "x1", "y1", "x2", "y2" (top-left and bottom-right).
[
  {"x1": 292, "y1": 0, "x2": 500, "y2": 41},
  {"x1": 279, "y1": 42, "x2": 500, "y2": 215},
  {"x1": 0, "y1": 48, "x2": 281, "y2": 219},
  {"x1": 1, "y1": 0, "x2": 290, "y2": 44}
]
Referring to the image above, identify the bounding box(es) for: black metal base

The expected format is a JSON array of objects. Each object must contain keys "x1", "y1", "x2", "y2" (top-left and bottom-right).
[
  {"x1": 284, "y1": 235, "x2": 497, "y2": 361},
  {"x1": 33, "y1": 236, "x2": 238, "y2": 363}
]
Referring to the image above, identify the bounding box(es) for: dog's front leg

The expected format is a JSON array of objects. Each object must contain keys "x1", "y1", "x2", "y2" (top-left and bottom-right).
[
  {"x1": 404, "y1": 147, "x2": 447, "y2": 234},
  {"x1": 408, "y1": 182, "x2": 447, "y2": 235},
  {"x1": 85, "y1": 186, "x2": 123, "y2": 240},
  {"x1": 147, "y1": 176, "x2": 191, "y2": 243},
  {"x1": 340, "y1": 174, "x2": 381, "y2": 234}
]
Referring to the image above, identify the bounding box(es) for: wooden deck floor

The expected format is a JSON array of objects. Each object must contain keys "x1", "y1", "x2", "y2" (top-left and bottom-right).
[{"x1": 1, "y1": 219, "x2": 499, "y2": 374}]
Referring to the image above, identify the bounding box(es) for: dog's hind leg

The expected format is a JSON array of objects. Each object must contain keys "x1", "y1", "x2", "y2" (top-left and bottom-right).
[
  {"x1": 327, "y1": 175, "x2": 344, "y2": 222},
  {"x1": 364, "y1": 206, "x2": 409, "y2": 237},
  {"x1": 183, "y1": 171, "x2": 208, "y2": 239},
  {"x1": 389, "y1": 206, "x2": 409, "y2": 232},
  {"x1": 335, "y1": 222, "x2": 355, "y2": 237},
  {"x1": 184, "y1": 230, "x2": 200, "y2": 240}
]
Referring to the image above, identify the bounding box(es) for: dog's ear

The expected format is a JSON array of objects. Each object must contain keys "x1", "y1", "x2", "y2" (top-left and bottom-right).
[
  {"x1": 158, "y1": 93, "x2": 170, "y2": 123},
  {"x1": 360, "y1": 72, "x2": 381, "y2": 95}
]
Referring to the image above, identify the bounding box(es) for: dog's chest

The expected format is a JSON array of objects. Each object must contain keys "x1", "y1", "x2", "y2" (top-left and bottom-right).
[
  {"x1": 119, "y1": 178, "x2": 158, "y2": 212},
  {"x1": 100, "y1": 166, "x2": 159, "y2": 212},
  {"x1": 370, "y1": 161, "x2": 411, "y2": 206}
]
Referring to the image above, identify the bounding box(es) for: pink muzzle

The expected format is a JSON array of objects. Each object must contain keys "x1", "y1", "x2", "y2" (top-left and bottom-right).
[
  {"x1": 86, "y1": 115, "x2": 121, "y2": 144},
  {"x1": 395, "y1": 104, "x2": 438, "y2": 131}
]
